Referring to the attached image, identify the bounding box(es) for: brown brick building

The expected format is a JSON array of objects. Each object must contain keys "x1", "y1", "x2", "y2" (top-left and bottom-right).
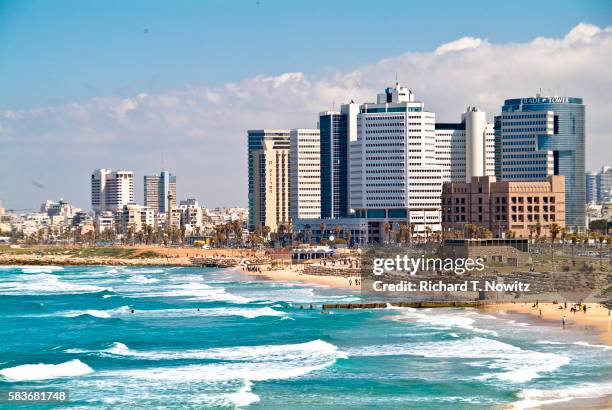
[{"x1": 441, "y1": 176, "x2": 565, "y2": 238}]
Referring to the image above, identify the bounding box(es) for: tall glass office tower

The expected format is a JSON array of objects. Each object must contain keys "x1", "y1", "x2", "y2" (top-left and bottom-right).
[
  {"x1": 499, "y1": 96, "x2": 585, "y2": 230},
  {"x1": 319, "y1": 111, "x2": 348, "y2": 218}
]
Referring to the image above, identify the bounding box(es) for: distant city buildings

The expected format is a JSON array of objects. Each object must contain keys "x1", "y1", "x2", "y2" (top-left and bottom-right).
[
  {"x1": 144, "y1": 171, "x2": 177, "y2": 214},
  {"x1": 247, "y1": 84, "x2": 592, "y2": 243},
  {"x1": 496, "y1": 96, "x2": 585, "y2": 230},
  {"x1": 91, "y1": 169, "x2": 135, "y2": 213},
  {"x1": 586, "y1": 166, "x2": 612, "y2": 205}
]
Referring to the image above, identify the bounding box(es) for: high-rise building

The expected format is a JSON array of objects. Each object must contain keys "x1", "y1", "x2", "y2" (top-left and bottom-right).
[
  {"x1": 435, "y1": 107, "x2": 495, "y2": 183},
  {"x1": 319, "y1": 103, "x2": 359, "y2": 218},
  {"x1": 597, "y1": 166, "x2": 612, "y2": 203},
  {"x1": 144, "y1": 171, "x2": 177, "y2": 214},
  {"x1": 350, "y1": 83, "x2": 441, "y2": 234},
  {"x1": 91, "y1": 169, "x2": 134, "y2": 213},
  {"x1": 289, "y1": 129, "x2": 321, "y2": 220},
  {"x1": 497, "y1": 96, "x2": 585, "y2": 230},
  {"x1": 586, "y1": 166, "x2": 612, "y2": 204},
  {"x1": 248, "y1": 130, "x2": 290, "y2": 232},
  {"x1": 585, "y1": 171, "x2": 598, "y2": 204}
]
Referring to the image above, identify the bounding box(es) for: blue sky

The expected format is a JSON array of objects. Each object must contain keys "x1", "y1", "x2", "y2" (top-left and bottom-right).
[
  {"x1": 2, "y1": 0, "x2": 611, "y2": 110},
  {"x1": 1, "y1": 1, "x2": 611, "y2": 210}
]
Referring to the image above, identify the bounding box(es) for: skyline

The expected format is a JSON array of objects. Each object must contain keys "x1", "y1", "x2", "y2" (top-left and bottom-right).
[{"x1": 1, "y1": 2, "x2": 612, "y2": 210}]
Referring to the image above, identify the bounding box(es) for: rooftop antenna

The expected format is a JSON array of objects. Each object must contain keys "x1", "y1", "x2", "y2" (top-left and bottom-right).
[
  {"x1": 395, "y1": 72, "x2": 398, "y2": 86},
  {"x1": 332, "y1": 98, "x2": 335, "y2": 111},
  {"x1": 161, "y1": 152, "x2": 165, "y2": 172}
]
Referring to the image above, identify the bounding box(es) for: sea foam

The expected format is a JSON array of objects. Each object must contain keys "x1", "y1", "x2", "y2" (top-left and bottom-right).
[
  {"x1": 0, "y1": 359, "x2": 93, "y2": 381},
  {"x1": 348, "y1": 337, "x2": 568, "y2": 383}
]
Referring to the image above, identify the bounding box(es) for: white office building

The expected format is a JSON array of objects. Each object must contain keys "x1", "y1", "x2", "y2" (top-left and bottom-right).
[
  {"x1": 290, "y1": 128, "x2": 321, "y2": 220},
  {"x1": 350, "y1": 83, "x2": 441, "y2": 234},
  {"x1": 91, "y1": 169, "x2": 135, "y2": 213},
  {"x1": 435, "y1": 107, "x2": 495, "y2": 183}
]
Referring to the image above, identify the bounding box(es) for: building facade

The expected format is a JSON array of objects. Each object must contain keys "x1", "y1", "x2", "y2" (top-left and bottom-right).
[
  {"x1": 250, "y1": 134, "x2": 290, "y2": 232},
  {"x1": 350, "y1": 83, "x2": 441, "y2": 235},
  {"x1": 289, "y1": 129, "x2": 321, "y2": 220},
  {"x1": 586, "y1": 166, "x2": 612, "y2": 204},
  {"x1": 144, "y1": 171, "x2": 176, "y2": 214},
  {"x1": 435, "y1": 107, "x2": 495, "y2": 183},
  {"x1": 441, "y1": 175, "x2": 565, "y2": 239},
  {"x1": 585, "y1": 171, "x2": 598, "y2": 204},
  {"x1": 247, "y1": 129, "x2": 291, "y2": 231},
  {"x1": 91, "y1": 169, "x2": 134, "y2": 213},
  {"x1": 319, "y1": 103, "x2": 359, "y2": 218},
  {"x1": 497, "y1": 96, "x2": 585, "y2": 230}
]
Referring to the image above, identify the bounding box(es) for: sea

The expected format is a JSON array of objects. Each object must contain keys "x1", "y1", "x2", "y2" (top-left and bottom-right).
[{"x1": 0, "y1": 265, "x2": 611, "y2": 409}]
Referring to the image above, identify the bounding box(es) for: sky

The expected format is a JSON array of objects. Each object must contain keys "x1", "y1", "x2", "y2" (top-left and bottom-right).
[{"x1": 1, "y1": 0, "x2": 612, "y2": 210}]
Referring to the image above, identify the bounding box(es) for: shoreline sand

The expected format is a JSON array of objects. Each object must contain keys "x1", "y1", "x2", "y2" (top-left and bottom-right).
[
  {"x1": 483, "y1": 302, "x2": 612, "y2": 346},
  {"x1": 241, "y1": 266, "x2": 360, "y2": 290}
]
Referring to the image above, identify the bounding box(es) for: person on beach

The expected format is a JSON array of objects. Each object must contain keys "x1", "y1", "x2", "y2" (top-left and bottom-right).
[
  {"x1": 562, "y1": 315, "x2": 566, "y2": 329},
  {"x1": 349, "y1": 279, "x2": 353, "y2": 286},
  {"x1": 583, "y1": 304, "x2": 587, "y2": 314}
]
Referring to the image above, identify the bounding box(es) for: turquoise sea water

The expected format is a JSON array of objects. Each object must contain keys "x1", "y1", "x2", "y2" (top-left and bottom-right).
[{"x1": 0, "y1": 265, "x2": 611, "y2": 409}]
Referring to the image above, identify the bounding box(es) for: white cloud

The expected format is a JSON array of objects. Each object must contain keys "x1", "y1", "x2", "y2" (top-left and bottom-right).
[
  {"x1": 435, "y1": 36, "x2": 485, "y2": 55},
  {"x1": 2, "y1": 22, "x2": 611, "y2": 209}
]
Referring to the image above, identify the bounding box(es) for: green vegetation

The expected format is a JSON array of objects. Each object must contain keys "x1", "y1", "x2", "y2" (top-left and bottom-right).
[{"x1": 0, "y1": 245, "x2": 162, "y2": 259}]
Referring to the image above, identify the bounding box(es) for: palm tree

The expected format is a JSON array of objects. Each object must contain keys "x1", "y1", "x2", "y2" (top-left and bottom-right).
[
  {"x1": 344, "y1": 228, "x2": 352, "y2": 247},
  {"x1": 424, "y1": 226, "x2": 432, "y2": 243},
  {"x1": 319, "y1": 223, "x2": 327, "y2": 244},
  {"x1": 535, "y1": 222, "x2": 542, "y2": 244},
  {"x1": 597, "y1": 234, "x2": 605, "y2": 269},
  {"x1": 383, "y1": 222, "x2": 392, "y2": 243},
  {"x1": 304, "y1": 224, "x2": 312, "y2": 244},
  {"x1": 409, "y1": 223, "x2": 416, "y2": 246},
  {"x1": 549, "y1": 223, "x2": 561, "y2": 272},
  {"x1": 333, "y1": 224, "x2": 341, "y2": 240}
]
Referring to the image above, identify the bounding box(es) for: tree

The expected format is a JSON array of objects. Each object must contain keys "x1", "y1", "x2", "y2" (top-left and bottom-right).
[
  {"x1": 597, "y1": 234, "x2": 605, "y2": 269},
  {"x1": 319, "y1": 223, "x2": 327, "y2": 244},
  {"x1": 409, "y1": 223, "x2": 416, "y2": 246},
  {"x1": 549, "y1": 223, "x2": 561, "y2": 272},
  {"x1": 304, "y1": 224, "x2": 313, "y2": 244},
  {"x1": 344, "y1": 228, "x2": 353, "y2": 247},
  {"x1": 384, "y1": 222, "x2": 392, "y2": 243}
]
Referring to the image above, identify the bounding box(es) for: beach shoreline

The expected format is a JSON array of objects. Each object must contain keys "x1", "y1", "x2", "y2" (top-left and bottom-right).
[{"x1": 482, "y1": 302, "x2": 612, "y2": 346}]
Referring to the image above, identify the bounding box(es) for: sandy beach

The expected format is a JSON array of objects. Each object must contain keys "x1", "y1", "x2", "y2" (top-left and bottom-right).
[
  {"x1": 484, "y1": 302, "x2": 612, "y2": 346},
  {"x1": 242, "y1": 266, "x2": 360, "y2": 290}
]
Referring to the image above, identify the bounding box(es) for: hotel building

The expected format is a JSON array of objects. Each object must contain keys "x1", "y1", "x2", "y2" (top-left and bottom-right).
[
  {"x1": 441, "y1": 175, "x2": 565, "y2": 238},
  {"x1": 349, "y1": 83, "x2": 441, "y2": 235},
  {"x1": 91, "y1": 169, "x2": 134, "y2": 213},
  {"x1": 289, "y1": 129, "x2": 321, "y2": 220},
  {"x1": 247, "y1": 129, "x2": 291, "y2": 231},
  {"x1": 496, "y1": 96, "x2": 585, "y2": 230},
  {"x1": 248, "y1": 131, "x2": 290, "y2": 232},
  {"x1": 144, "y1": 171, "x2": 177, "y2": 214}
]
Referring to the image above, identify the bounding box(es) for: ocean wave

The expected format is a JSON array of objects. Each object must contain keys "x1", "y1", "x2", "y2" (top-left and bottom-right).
[
  {"x1": 128, "y1": 281, "x2": 250, "y2": 303},
  {"x1": 0, "y1": 359, "x2": 93, "y2": 381},
  {"x1": 513, "y1": 382, "x2": 612, "y2": 409},
  {"x1": 347, "y1": 337, "x2": 568, "y2": 383},
  {"x1": 0, "y1": 273, "x2": 108, "y2": 295},
  {"x1": 19, "y1": 266, "x2": 65, "y2": 274},
  {"x1": 127, "y1": 274, "x2": 160, "y2": 284},
  {"x1": 386, "y1": 308, "x2": 499, "y2": 336},
  {"x1": 69, "y1": 339, "x2": 345, "y2": 363},
  {"x1": 64, "y1": 309, "x2": 112, "y2": 319}
]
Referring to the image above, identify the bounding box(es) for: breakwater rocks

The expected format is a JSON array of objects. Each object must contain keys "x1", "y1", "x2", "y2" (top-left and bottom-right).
[
  {"x1": 322, "y1": 301, "x2": 487, "y2": 309},
  {"x1": 303, "y1": 265, "x2": 360, "y2": 277},
  {"x1": 0, "y1": 254, "x2": 192, "y2": 267},
  {"x1": 189, "y1": 257, "x2": 241, "y2": 268}
]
